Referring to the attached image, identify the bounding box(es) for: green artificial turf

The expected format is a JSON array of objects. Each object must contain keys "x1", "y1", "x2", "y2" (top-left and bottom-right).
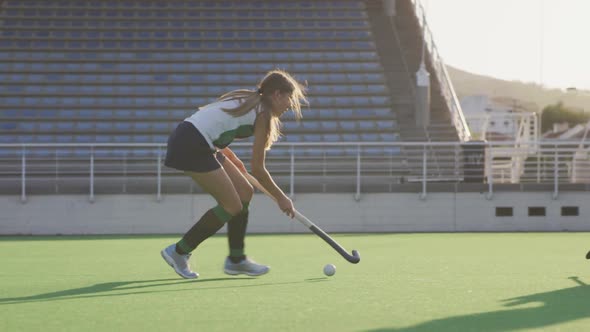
[{"x1": 1, "y1": 233, "x2": 590, "y2": 331}]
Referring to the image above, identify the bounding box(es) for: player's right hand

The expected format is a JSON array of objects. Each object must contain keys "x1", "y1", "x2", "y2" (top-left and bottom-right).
[{"x1": 277, "y1": 195, "x2": 294, "y2": 219}]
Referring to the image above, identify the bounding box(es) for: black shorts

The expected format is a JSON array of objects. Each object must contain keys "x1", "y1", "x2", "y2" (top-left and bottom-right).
[{"x1": 164, "y1": 121, "x2": 226, "y2": 173}]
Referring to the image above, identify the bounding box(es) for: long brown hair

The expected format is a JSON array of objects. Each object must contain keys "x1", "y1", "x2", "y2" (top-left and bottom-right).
[{"x1": 217, "y1": 69, "x2": 307, "y2": 149}]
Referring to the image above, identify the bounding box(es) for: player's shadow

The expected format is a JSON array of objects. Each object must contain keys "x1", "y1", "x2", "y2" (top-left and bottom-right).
[
  {"x1": 0, "y1": 276, "x2": 324, "y2": 305},
  {"x1": 369, "y1": 277, "x2": 590, "y2": 332},
  {"x1": 0, "y1": 277, "x2": 253, "y2": 305}
]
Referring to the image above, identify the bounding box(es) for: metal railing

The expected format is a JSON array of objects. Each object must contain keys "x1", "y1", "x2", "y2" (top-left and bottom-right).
[
  {"x1": 1, "y1": 141, "x2": 589, "y2": 202},
  {"x1": 409, "y1": 0, "x2": 472, "y2": 142}
]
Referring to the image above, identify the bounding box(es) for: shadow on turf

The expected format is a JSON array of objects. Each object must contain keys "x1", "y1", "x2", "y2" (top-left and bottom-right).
[
  {"x1": 0, "y1": 277, "x2": 253, "y2": 304},
  {"x1": 368, "y1": 276, "x2": 590, "y2": 332},
  {"x1": 0, "y1": 276, "x2": 328, "y2": 305},
  {"x1": 305, "y1": 277, "x2": 329, "y2": 282}
]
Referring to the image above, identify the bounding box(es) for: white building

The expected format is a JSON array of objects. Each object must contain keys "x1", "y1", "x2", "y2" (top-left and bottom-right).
[{"x1": 460, "y1": 95, "x2": 522, "y2": 140}]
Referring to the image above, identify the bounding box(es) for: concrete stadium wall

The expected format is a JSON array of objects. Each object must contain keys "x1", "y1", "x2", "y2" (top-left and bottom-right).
[{"x1": 0, "y1": 192, "x2": 588, "y2": 235}]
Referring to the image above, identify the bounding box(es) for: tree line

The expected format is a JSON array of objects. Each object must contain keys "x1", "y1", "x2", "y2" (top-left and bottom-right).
[{"x1": 541, "y1": 102, "x2": 589, "y2": 133}]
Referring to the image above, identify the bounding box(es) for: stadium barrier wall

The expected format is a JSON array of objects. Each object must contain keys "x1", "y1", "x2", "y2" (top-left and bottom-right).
[{"x1": 0, "y1": 192, "x2": 588, "y2": 235}]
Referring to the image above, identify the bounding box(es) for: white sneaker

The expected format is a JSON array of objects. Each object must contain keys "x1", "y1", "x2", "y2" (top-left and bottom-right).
[
  {"x1": 161, "y1": 244, "x2": 199, "y2": 279},
  {"x1": 223, "y1": 257, "x2": 270, "y2": 276}
]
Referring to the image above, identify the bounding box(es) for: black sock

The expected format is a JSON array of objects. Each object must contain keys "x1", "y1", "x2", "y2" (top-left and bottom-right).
[
  {"x1": 227, "y1": 202, "x2": 249, "y2": 263},
  {"x1": 175, "y1": 206, "x2": 231, "y2": 255}
]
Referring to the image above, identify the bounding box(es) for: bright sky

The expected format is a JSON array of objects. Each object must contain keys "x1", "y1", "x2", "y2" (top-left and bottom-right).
[{"x1": 422, "y1": 0, "x2": 590, "y2": 91}]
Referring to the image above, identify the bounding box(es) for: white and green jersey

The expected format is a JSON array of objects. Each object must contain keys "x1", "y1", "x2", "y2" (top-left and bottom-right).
[{"x1": 184, "y1": 99, "x2": 258, "y2": 150}]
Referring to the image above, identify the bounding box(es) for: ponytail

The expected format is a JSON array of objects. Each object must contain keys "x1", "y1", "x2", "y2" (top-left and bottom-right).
[{"x1": 216, "y1": 70, "x2": 308, "y2": 150}]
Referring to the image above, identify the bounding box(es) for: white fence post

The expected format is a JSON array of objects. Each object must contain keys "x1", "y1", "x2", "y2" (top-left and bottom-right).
[
  {"x1": 290, "y1": 145, "x2": 295, "y2": 199},
  {"x1": 486, "y1": 142, "x2": 493, "y2": 199},
  {"x1": 55, "y1": 149, "x2": 60, "y2": 193},
  {"x1": 420, "y1": 145, "x2": 427, "y2": 200},
  {"x1": 89, "y1": 146, "x2": 95, "y2": 203},
  {"x1": 355, "y1": 145, "x2": 361, "y2": 201},
  {"x1": 20, "y1": 146, "x2": 26, "y2": 203},
  {"x1": 553, "y1": 149, "x2": 559, "y2": 199},
  {"x1": 157, "y1": 146, "x2": 162, "y2": 202}
]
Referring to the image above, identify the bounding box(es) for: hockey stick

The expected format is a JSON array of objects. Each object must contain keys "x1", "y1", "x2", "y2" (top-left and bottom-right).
[{"x1": 243, "y1": 172, "x2": 360, "y2": 264}]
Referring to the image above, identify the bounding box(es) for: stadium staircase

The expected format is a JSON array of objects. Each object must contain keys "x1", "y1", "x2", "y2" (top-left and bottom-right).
[
  {"x1": 365, "y1": 0, "x2": 460, "y2": 142},
  {"x1": 365, "y1": 0, "x2": 463, "y2": 182}
]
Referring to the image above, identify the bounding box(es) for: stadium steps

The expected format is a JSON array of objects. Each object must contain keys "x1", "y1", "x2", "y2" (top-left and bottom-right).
[
  {"x1": 365, "y1": 0, "x2": 463, "y2": 181},
  {"x1": 369, "y1": 0, "x2": 460, "y2": 143}
]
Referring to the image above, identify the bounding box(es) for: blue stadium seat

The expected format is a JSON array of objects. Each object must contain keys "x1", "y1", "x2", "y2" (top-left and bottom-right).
[
  {"x1": 115, "y1": 123, "x2": 132, "y2": 131},
  {"x1": 340, "y1": 121, "x2": 356, "y2": 130},
  {"x1": 283, "y1": 122, "x2": 300, "y2": 131},
  {"x1": 303, "y1": 134, "x2": 321, "y2": 142},
  {"x1": 96, "y1": 123, "x2": 112, "y2": 131},
  {"x1": 73, "y1": 149, "x2": 91, "y2": 158},
  {"x1": 363, "y1": 147, "x2": 387, "y2": 156},
  {"x1": 321, "y1": 121, "x2": 339, "y2": 130},
  {"x1": 75, "y1": 136, "x2": 94, "y2": 143},
  {"x1": 367, "y1": 85, "x2": 387, "y2": 94},
  {"x1": 152, "y1": 123, "x2": 170, "y2": 131},
  {"x1": 317, "y1": 109, "x2": 337, "y2": 119},
  {"x1": 131, "y1": 149, "x2": 156, "y2": 158},
  {"x1": 358, "y1": 121, "x2": 376, "y2": 130},
  {"x1": 0, "y1": 135, "x2": 17, "y2": 143},
  {"x1": 134, "y1": 122, "x2": 151, "y2": 131},
  {"x1": 352, "y1": 97, "x2": 368, "y2": 106},
  {"x1": 377, "y1": 121, "x2": 396, "y2": 130},
  {"x1": 95, "y1": 136, "x2": 112, "y2": 143},
  {"x1": 266, "y1": 147, "x2": 290, "y2": 158},
  {"x1": 379, "y1": 133, "x2": 399, "y2": 141},
  {"x1": 152, "y1": 135, "x2": 169, "y2": 143},
  {"x1": 384, "y1": 147, "x2": 402, "y2": 155},
  {"x1": 335, "y1": 109, "x2": 353, "y2": 118},
  {"x1": 0, "y1": 122, "x2": 18, "y2": 130},
  {"x1": 113, "y1": 135, "x2": 131, "y2": 143},
  {"x1": 341, "y1": 134, "x2": 360, "y2": 141},
  {"x1": 321, "y1": 147, "x2": 345, "y2": 157},
  {"x1": 302, "y1": 122, "x2": 320, "y2": 131},
  {"x1": 374, "y1": 108, "x2": 392, "y2": 117},
  {"x1": 282, "y1": 134, "x2": 302, "y2": 143},
  {"x1": 323, "y1": 134, "x2": 340, "y2": 142},
  {"x1": 133, "y1": 135, "x2": 151, "y2": 143},
  {"x1": 16, "y1": 135, "x2": 34, "y2": 143},
  {"x1": 76, "y1": 122, "x2": 94, "y2": 131},
  {"x1": 361, "y1": 133, "x2": 379, "y2": 141},
  {"x1": 56, "y1": 123, "x2": 74, "y2": 131}
]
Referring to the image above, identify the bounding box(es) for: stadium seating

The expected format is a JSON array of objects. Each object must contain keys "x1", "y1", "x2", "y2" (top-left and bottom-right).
[
  {"x1": 0, "y1": 0, "x2": 428, "y2": 195},
  {"x1": 0, "y1": 0, "x2": 399, "y2": 154}
]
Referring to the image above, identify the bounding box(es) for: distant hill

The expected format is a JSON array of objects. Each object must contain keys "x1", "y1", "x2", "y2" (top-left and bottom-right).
[{"x1": 446, "y1": 66, "x2": 590, "y2": 113}]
